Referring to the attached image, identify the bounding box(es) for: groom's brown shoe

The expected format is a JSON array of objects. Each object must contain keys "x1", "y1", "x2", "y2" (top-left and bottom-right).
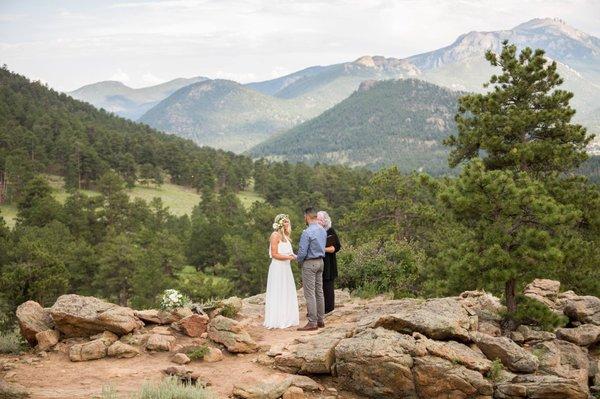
[
  {"x1": 317, "y1": 321, "x2": 325, "y2": 328},
  {"x1": 297, "y1": 323, "x2": 318, "y2": 331}
]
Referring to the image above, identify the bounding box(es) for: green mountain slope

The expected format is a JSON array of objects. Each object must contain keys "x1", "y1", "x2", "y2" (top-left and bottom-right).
[
  {"x1": 139, "y1": 79, "x2": 318, "y2": 153},
  {"x1": 248, "y1": 79, "x2": 462, "y2": 174},
  {"x1": 68, "y1": 76, "x2": 208, "y2": 119}
]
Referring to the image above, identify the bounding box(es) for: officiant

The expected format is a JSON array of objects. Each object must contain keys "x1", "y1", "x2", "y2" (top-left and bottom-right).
[{"x1": 317, "y1": 211, "x2": 341, "y2": 314}]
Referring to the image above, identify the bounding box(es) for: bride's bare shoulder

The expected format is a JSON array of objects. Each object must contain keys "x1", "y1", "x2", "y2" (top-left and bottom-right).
[{"x1": 270, "y1": 231, "x2": 281, "y2": 242}]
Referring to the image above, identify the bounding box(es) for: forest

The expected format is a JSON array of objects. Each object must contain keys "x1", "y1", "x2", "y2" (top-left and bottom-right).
[{"x1": 0, "y1": 42, "x2": 599, "y2": 333}]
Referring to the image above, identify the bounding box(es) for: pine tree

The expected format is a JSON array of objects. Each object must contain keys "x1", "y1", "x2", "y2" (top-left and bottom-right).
[{"x1": 446, "y1": 41, "x2": 593, "y2": 176}]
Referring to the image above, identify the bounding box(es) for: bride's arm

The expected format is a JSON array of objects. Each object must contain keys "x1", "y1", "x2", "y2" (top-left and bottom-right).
[{"x1": 270, "y1": 232, "x2": 294, "y2": 261}]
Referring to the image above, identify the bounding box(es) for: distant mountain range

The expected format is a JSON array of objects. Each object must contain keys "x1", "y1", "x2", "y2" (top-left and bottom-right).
[
  {"x1": 68, "y1": 17, "x2": 600, "y2": 165},
  {"x1": 68, "y1": 76, "x2": 208, "y2": 119},
  {"x1": 248, "y1": 79, "x2": 461, "y2": 173}
]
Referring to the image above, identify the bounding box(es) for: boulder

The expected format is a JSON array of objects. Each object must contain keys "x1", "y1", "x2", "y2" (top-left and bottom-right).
[
  {"x1": 369, "y1": 297, "x2": 475, "y2": 342},
  {"x1": 107, "y1": 341, "x2": 140, "y2": 358},
  {"x1": 0, "y1": 380, "x2": 29, "y2": 399},
  {"x1": 282, "y1": 387, "x2": 304, "y2": 399},
  {"x1": 176, "y1": 314, "x2": 209, "y2": 337},
  {"x1": 495, "y1": 374, "x2": 589, "y2": 399},
  {"x1": 422, "y1": 337, "x2": 492, "y2": 373},
  {"x1": 563, "y1": 295, "x2": 600, "y2": 325},
  {"x1": 34, "y1": 330, "x2": 59, "y2": 351},
  {"x1": 523, "y1": 279, "x2": 561, "y2": 309},
  {"x1": 556, "y1": 324, "x2": 600, "y2": 346},
  {"x1": 16, "y1": 301, "x2": 54, "y2": 346},
  {"x1": 221, "y1": 296, "x2": 243, "y2": 313},
  {"x1": 69, "y1": 338, "x2": 110, "y2": 361},
  {"x1": 334, "y1": 328, "x2": 416, "y2": 398},
  {"x1": 208, "y1": 316, "x2": 258, "y2": 353},
  {"x1": 458, "y1": 290, "x2": 504, "y2": 321},
  {"x1": 145, "y1": 333, "x2": 175, "y2": 351},
  {"x1": 50, "y1": 294, "x2": 144, "y2": 337},
  {"x1": 134, "y1": 309, "x2": 180, "y2": 325},
  {"x1": 232, "y1": 375, "x2": 294, "y2": 399},
  {"x1": 412, "y1": 356, "x2": 493, "y2": 399},
  {"x1": 474, "y1": 333, "x2": 539, "y2": 373},
  {"x1": 172, "y1": 353, "x2": 191, "y2": 365},
  {"x1": 203, "y1": 347, "x2": 224, "y2": 362},
  {"x1": 274, "y1": 326, "x2": 350, "y2": 374},
  {"x1": 534, "y1": 339, "x2": 589, "y2": 387},
  {"x1": 511, "y1": 325, "x2": 555, "y2": 344}
]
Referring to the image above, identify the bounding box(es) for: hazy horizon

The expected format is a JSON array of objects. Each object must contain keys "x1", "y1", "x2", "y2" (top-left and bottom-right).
[{"x1": 1, "y1": 0, "x2": 599, "y2": 92}]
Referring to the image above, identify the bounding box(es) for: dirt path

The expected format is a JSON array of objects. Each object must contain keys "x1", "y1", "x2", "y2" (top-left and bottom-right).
[{"x1": 1, "y1": 300, "x2": 363, "y2": 399}]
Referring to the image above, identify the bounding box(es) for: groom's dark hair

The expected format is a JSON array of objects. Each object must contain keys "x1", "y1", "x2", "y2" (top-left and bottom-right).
[{"x1": 304, "y1": 207, "x2": 317, "y2": 218}]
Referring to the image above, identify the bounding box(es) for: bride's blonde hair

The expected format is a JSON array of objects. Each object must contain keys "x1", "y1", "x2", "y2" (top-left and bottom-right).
[{"x1": 272, "y1": 214, "x2": 291, "y2": 242}]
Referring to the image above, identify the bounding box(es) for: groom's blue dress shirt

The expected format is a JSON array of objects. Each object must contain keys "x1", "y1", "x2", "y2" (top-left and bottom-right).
[{"x1": 297, "y1": 222, "x2": 327, "y2": 265}]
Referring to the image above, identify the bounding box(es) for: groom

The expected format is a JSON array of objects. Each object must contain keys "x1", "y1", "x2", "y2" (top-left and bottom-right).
[{"x1": 296, "y1": 207, "x2": 327, "y2": 331}]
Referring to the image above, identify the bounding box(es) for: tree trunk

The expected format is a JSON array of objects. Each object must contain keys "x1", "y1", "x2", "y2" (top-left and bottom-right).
[{"x1": 502, "y1": 277, "x2": 518, "y2": 331}]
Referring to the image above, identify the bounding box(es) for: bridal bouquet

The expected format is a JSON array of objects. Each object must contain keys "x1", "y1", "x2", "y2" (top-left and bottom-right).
[{"x1": 159, "y1": 289, "x2": 190, "y2": 310}]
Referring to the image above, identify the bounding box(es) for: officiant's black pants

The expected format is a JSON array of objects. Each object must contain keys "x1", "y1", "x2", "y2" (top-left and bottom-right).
[{"x1": 324, "y1": 279, "x2": 335, "y2": 313}]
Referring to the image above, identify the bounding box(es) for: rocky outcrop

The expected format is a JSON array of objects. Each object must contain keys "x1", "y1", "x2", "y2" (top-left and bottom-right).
[
  {"x1": 107, "y1": 341, "x2": 140, "y2": 358},
  {"x1": 274, "y1": 327, "x2": 350, "y2": 374},
  {"x1": 495, "y1": 374, "x2": 589, "y2": 399},
  {"x1": 35, "y1": 330, "x2": 59, "y2": 351},
  {"x1": 334, "y1": 328, "x2": 416, "y2": 397},
  {"x1": 50, "y1": 295, "x2": 144, "y2": 337},
  {"x1": 176, "y1": 314, "x2": 209, "y2": 337},
  {"x1": 208, "y1": 316, "x2": 258, "y2": 353},
  {"x1": 145, "y1": 333, "x2": 175, "y2": 351},
  {"x1": 556, "y1": 324, "x2": 600, "y2": 346},
  {"x1": 524, "y1": 279, "x2": 561, "y2": 309},
  {"x1": 412, "y1": 356, "x2": 493, "y2": 399},
  {"x1": 16, "y1": 301, "x2": 54, "y2": 346},
  {"x1": 369, "y1": 297, "x2": 475, "y2": 341},
  {"x1": 563, "y1": 295, "x2": 600, "y2": 325},
  {"x1": 232, "y1": 375, "x2": 320, "y2": 399},
  {"x1": 134, "y1": 308, "x2": 192, "y2": 325},
  {"x1": 474, "y1": 333, "x2": 539, "y2": 373},
  {"x1": 69, "y1": 331, "x2": 118, "y2": 362}
]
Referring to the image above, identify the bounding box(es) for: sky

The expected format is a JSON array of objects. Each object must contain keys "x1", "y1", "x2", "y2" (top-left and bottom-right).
[{"x1": 1, "y1": 0, "x2": 599, "y2": 92}]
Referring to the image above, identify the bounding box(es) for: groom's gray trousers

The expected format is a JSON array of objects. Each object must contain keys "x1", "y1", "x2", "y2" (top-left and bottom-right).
[{"x1": 301, "y1": 258, "x2": 325, "y2": 324}]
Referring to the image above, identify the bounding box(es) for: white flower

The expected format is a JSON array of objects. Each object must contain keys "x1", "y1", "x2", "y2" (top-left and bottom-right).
[{"x1": 272, "y1": 223, "x2": 279, "y2": 230}]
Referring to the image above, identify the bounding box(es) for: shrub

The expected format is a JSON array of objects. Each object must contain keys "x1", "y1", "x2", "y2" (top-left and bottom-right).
[
  {"x1": 176, "y1": 266, "x2": 233, "y2": 302},
  {"x1": 502, "y1": 295, "x2": 568, "y2": 331},
  {"x1": 0, "y1": 328, "x2": 25, "y2": 354},
  {"x1": 486, "y1": 358, "x2": 504, "y2": 382},
  {"x1": 337, "y1": 240, "x2": 426, "y2": 299},
  {"x1": 219, "y1": 303, "x2": 238, "y2": 318},
  {"x1": 135, "y1": 377, "x2": 214, "y2": 399},
  {"x1": 186, "y1": 345, "x2": 209, "y2": 361}
]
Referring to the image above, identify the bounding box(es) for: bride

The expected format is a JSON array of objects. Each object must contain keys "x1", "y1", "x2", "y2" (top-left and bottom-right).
[{"x1": 264, "y1": 214, "x2": 300, "y2": 329}]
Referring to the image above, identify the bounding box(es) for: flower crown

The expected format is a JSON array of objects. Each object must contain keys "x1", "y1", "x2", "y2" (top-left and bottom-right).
[{"x1": 272, "y1": 214, "x2": 289, "y2": 231}]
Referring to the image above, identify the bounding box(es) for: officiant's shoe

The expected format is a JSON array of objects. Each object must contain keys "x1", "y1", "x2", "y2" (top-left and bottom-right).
[
  {"x1": 317, "y1": 321, "x2": 325, "y2": 328},
  {"x1": 297, "y1": 323, "x2": 318, "y2": 331}
]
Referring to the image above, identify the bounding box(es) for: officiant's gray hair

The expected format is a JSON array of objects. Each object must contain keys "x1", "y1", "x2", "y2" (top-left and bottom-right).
[{"x1": 317, "y1": 211, "x2": 332, "y2": 230}]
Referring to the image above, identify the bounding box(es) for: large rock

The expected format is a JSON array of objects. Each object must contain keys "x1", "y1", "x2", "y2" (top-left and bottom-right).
[
  {"x1": 16, "y1": 301, "x2": 54, "y2": 346},
  {"x1": 50, "y1": 295, "x2": 144, "y2": 337},
  {"x1": 107, "y1": 341, "x2": 140, "y2": 358},
  {"x1": 412, "y1": 356, "x2": 493, "y2": 399},
  {"x1": 134, "y1": 308, "x2": 191, "y2": 325},
  {"x1": 35, "y1": 330, "x2": 59, "y2": 351},
  {"x1": 369, "y1": 297, "x2": 475, "y2": 342},
  {"x1": 274, "y1": 327, "x2": 350, "y2": 374},
  {"x1": 563, "y1": 295, "x2": 600, "y2": 325},
  {"x1": 203, "y1": 347, "x2": 224, "y2": 362},
  {"x1": 510, "y1": 325, "x2": 555, "y2": 345},
  {"x1": 334, "y1": 328, "x2": 416, "y2": 398},
  {"x1": 208, "y1": 316, "x2": 258, "y2": 353},
  {"x1": 69, "y1": 339, "x2": 107, "y2": 361},
  {"x1": 232, "y1": 375, "x2": 294, "y2": 399},
  {"x1": 145, "y1": 333, "x2": 175, "y2": 351},
  {"x1": 474, "y1": 333, "x2": 539, "y2": 373},
  {"x1": 523, "y1": 279, "x2": 561, "y2": 309},
  {"x1": 495, "y1": 374, "x2": 589, "y2": 399},
  {"x1": 534, "y1": 339, "x2": 589, "y2": 387},
  {"x1": 458, "y1": 290, "x2": 504, "y2": 321},
  {"x1": 422, "y1": 336, "x2": 492, "y2": 373},
  {"x1": 176, "y1": 314, "x2": 209, "y2": 337},
  {"x1": 556, "y1": 324, "x2": 600, "y2": 346},
  {"x1": 0, "y1": 380, "x2": 29, "y2": 399}
]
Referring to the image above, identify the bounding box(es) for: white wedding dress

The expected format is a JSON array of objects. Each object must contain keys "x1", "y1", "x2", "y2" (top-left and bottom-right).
[{"x1": 264, "y1": 238, "x2": 299, "y2": 329}]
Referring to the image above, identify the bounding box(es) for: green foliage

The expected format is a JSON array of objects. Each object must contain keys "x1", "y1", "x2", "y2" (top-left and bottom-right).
[
  {"x1": 486, "y1": 359, "x2": 504, "y2": 382},
  {"x1": 250, "y1": 79, "x2": 462, "y2": 174},
  {"x1": 101, "y1": 377, "x2": 214, "y2": 399},
  {"x1": 186, "y1": 345, "x2": 209, "y2": 361},
  {"x1": 337, "y1": 240, "x2": 425, "y2": 299},
  {"x1": 446, "y1": 41, "x2": 593, "y2": 176},
  {"x1": 219, "y1": 303, "x2": 238, "y2": 318},
  {"x1": 176, "y1": 266, "x2": 233, "y2": 302},
  {"x1": 0, "y1": 328, "x2": 25, "y2": 354},
  {"x1": 504, "y1": 296, "x2": 568, "y2": 331}
]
